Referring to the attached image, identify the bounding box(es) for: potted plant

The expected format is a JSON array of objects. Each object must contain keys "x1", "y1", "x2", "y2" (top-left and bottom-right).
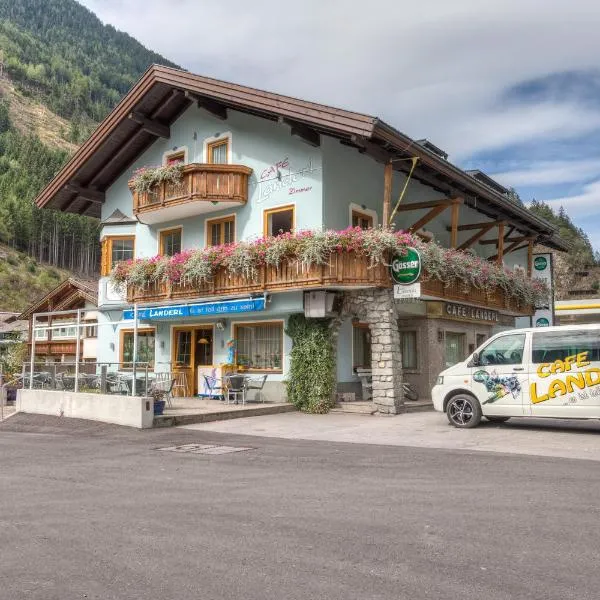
[{"x1": 150, "y1": 386, "x2": 167, "y2": 416}]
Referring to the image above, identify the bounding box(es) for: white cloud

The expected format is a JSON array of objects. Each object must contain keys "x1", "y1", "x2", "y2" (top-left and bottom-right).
[
  {"x1": 546, "y1": 180, "x2": 600, "y2": 217},
  {"x1": 492, "y1": 159, "x2": 600, "y2": 187},
  {"x1": 79, "y1": 0, "x2": 600, "y2": 161}
]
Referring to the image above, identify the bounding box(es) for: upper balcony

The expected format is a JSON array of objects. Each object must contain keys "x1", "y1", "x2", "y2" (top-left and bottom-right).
[{"x1": 130, "y1": 163, "x2": 253, "y2": 224}]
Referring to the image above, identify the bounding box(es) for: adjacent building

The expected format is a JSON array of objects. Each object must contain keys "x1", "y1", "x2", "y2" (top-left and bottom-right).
[
  {"x1": 19, "y1": 278, "x2": 98, "y2": 364},
  {"x1": 32, "y1": 65, "x2": 568, "y2": 411}
]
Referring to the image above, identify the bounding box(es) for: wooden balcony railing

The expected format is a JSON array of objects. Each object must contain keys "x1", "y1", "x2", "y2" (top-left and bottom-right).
[
  {"x1": 126, "y1": 254, "x2": 534, "y2": 316},
  {"x1": 127, "y1": 253, "x2": 391, "y2": 303},
  {"x1": 29, "y1": 340, "x2": 80, "y2": 356},
  {"x1": 131, "y1": 163, "x2": 252, "y2": 219},
  {"x1": 420, "y1": 276, "x2": 534, "y2": 315}
]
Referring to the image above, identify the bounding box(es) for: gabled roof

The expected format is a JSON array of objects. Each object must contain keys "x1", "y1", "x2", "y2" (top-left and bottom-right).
[
  {"x1": 19, "y1": 278, "x2": 98, "y2": 320},
  {"x1": 101, "y1": 208, "x2": 137, "y2": 225},
  {"x1": 34, "y1": 64, "x2": 569, "y2": 251}
]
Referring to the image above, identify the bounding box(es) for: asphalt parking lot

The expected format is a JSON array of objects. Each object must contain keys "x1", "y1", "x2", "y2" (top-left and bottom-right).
[
  {"x1": 1, "y1": 413, "x2": 600, "y2": 600},
  {"x1": 183, "y1": 410, "x2": 600, "y2": 462}
]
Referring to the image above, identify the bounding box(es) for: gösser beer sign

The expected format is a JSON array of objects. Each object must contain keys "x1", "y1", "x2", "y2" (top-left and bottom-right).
[{"x1": 390, "y1": 248, "x2": 421, "y2": 285}]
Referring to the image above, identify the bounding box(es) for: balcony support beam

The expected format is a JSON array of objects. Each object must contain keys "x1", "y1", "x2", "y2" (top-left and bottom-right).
[
  {"x1": 129, "y1": 111, "x2": 170, "y2": 138},
  {"x1": 408, "y1": 204, "x2": 449, "y2": 234},
  {"x1": 395, "y1": 198, "x2": 454, "y2": 212},
  {"x1": 448, "y1": 219, "x2": 505, "y2": 232},
  {"x1": 479, "y1": 235, "x2": 529, "y2": 245},
  {"x1": 527, "y1": 239, "x2": 534, "y2": 277},
  {"x1": 490, "y1": 235, "x2": 536, "y2": 261},
  {"x1": 496, "y1": 221, "x2": 505, "y2": 265},
  {"x1": 450, "y1": 199, "x2": 461, "y2": 248},
  {"x1": 457, "y1": 222, "x2": 496, "y2": 251}
]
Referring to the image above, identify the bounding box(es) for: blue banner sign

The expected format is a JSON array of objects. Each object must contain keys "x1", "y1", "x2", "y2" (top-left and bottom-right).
[{"x1": 123, "y1": 297, "x2": 266, "y2": 321}]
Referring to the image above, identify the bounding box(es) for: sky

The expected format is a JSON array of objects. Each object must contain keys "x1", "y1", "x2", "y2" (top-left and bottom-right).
[{"x1": 81, "y1": 0, "x2": 600, "y2": 248}]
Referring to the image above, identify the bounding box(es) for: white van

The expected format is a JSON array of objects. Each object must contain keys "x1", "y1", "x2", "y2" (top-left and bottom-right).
[{"x1": 432, "y1": 324, "x2": 600, "y2": 428}]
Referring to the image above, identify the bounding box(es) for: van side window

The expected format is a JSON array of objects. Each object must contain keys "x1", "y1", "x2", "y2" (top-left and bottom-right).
[
  {"x1": 532, "y1": 331, "x2": 600, "y2": 364},
  {"x1": 479, "y1": 334, "x2": 525, "y2": 366}
]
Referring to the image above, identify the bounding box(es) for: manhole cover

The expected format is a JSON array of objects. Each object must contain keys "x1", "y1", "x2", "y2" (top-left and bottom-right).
[{"x1": 157, "y1": 443, "x2": 253, "y2": 455}]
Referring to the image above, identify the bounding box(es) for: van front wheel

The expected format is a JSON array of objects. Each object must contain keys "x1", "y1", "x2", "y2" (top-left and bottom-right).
[{"x1": 446, "y1": 394, "x2": 482, "y2": 428}]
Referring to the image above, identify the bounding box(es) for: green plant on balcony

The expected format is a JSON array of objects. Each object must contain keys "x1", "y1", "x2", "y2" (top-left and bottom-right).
[{"x1": 130, "y1": 163, "x2": 184, "y2": 195}]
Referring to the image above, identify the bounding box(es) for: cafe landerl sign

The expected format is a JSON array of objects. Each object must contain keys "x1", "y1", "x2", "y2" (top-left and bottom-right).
[{"x1": 391, "y1": 248, "x2": 421, "y2": 285}]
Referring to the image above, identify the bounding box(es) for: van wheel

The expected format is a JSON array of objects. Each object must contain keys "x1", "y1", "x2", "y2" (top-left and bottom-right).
[
  {"x1": 486, "y1": 416, "x2": 510, "y2": 423},
  {"x1": 446, "y1": 394, "x2": 482, "y2": 428}
]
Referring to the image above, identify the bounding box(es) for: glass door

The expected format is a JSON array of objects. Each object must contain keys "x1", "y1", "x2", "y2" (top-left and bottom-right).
[
  {"x1": 445, "y1": 332, "x2": 466, "y2": 368},
  {"x1": 173, "y1": 328, "x2": 194, "y2": 396}
]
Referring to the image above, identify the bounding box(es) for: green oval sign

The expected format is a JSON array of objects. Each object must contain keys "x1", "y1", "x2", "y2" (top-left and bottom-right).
[
  {"x1": 536, "y1": 317, "x2": 550, "y2": 327},
  {"x1": 534, "y1": 256, "x2": 548, "y2": 271},
  {"x1": 391, "y1": 247, "x2": 421, "y2": 285}
]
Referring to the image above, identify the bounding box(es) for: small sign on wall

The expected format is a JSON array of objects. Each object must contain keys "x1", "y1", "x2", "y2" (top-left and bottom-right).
[{"x1": 394, "y1": 283, "x2": 421, "y2": 299}]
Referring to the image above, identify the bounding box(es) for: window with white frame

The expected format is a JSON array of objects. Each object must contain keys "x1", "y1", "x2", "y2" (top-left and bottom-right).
[{"x1": 52, "y1": 322, "x2": 78, "y2": 339}]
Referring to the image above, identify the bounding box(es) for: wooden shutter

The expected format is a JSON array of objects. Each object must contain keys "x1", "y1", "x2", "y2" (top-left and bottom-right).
[{"x1": 100, "y1": 238, "x2": 110, "y2": 276}]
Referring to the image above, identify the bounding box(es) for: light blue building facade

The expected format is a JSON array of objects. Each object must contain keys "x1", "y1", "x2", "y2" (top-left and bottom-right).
[{"x1": 36, "y1": 66, "x2": 565, "y2": 406}]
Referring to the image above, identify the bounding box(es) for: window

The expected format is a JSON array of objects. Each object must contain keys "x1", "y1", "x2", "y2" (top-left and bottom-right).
[
  {"x1": 532, "y1": 330, "x2": 600, "y2": 364},
  {"x1": 53, "y1": 322, "x2": 77, "y2": 340},
  {"x1": 479, "y1": 334, "x2": 525, "y2": 366},
  {"x1": 206, "y1": 216, "x2": 235, "y2": 246},
  {"x1": 34, "y1": 326, "x2": 48, "y2": 341},
  {"x1": 120, "y1": 329, "x2": 155, "y2": 367},
  {"x1": 234, "y1": 322, "x2": 283, "y2": 372},
  {"x1": 165, "y1": 150, "x2": 185, "y2": 166},
  {"x1": 160, "y1": 228, "x2": 182, "y2": 256},
  {"x1": 85, "y1": 324, "x2": 98, "y2": 338},
  {"x1": 264, "y1": 205, "x2": 295, "y2": 237},
  {"x1": 352, "y1": 210, "x2": 373, "y2": 230},
  {"x1": 476, "y1": 333, "x2": 487, "y2": 348},
  {"x1": 207, "y1": 138, "x2": 229, "y2": 164},
  {"x1": 101, "y1": 236, "x2": 135, "y2": 276},
  {"x1": 400, "y1": 331, "x2": 418, "y2": 370},
  {"x1": 352, "y1": 323, "x2": 371, "y2": 370},
  {"x1": 175, "y1": 330, "x2": 192, "y2": 366}
]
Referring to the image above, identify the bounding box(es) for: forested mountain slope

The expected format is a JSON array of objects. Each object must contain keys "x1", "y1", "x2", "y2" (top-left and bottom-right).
[{"x1": 0, "y1": 0, "x2": 178, "y2": 305}]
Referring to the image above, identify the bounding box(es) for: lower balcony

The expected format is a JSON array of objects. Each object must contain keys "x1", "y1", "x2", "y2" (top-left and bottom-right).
[
  {"x1": 127, "y1": 253, "x2": 391, "y2": 303},
  {"x1": 30, "y1": 340, "x2": 80, "y2": 356},
  {"x1": 131, "y1": 163, "x2": 252, "y2": 224}
]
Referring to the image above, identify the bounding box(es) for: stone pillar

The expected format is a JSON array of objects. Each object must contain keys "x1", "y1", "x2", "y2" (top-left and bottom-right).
[{"x1": 344, "y1": 289, "x2": 404, "y2": 414}]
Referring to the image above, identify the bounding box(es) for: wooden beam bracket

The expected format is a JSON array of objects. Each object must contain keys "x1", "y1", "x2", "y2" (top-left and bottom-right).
[
  {"x1": 281, "y1": 118, "x2": 320, "y2": 147},
  {"x1": 129, "y1": 111, "x2": 170, "y2": 138},
  {"x1": 64, "y1": 184, "x2": 104, "y2": 204}
]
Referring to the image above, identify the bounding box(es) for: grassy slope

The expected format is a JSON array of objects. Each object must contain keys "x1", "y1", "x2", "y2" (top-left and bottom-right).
[{"x1": 0, "y1": 244, "x2": 71, "y2": 312}]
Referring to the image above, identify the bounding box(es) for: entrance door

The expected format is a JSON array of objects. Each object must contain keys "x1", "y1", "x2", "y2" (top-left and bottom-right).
[
  {"x1": 445, "y1": 332, "x2": 466, "y2": 368},
  {"x1": 195, "y1": 327, "x2": 214, "y2": 368},
  {"x1": 471, "y1": 332, "x2": 527, "y2": 416},
  {"x1": 173, "y1": 328, "x2": 194, "y2": 396},
  {"x1": 172, "y1": 326, "x2": 215, "y2": 396}
]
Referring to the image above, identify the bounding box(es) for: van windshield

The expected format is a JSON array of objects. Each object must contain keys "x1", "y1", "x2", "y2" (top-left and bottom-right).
[{"x1": 479, "y1": 334, "x2": 525, "y2": 366}]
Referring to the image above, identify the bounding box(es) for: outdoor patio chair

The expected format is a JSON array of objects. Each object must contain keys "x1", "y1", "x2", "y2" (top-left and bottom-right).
[
  {"x1": 150, "y1": 377, "x2": 176, "y2": 408},
  {"x1": 203, "y1": 375, "x2": 223, "y2": 400},
  {"x1": 245, "y1": 374, "x2": 268, "y2": 403},
  {"x1": 224, "y1": 374, "x2": 247, "y2": 405}
]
